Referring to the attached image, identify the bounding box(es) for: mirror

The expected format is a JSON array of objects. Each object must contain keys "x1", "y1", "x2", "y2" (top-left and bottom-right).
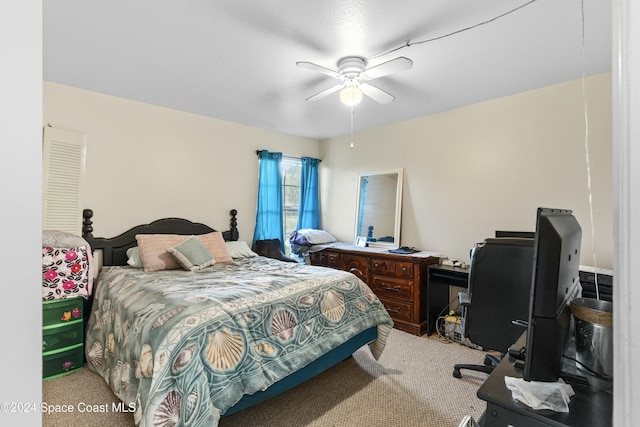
[{"x1": 354, "y1": 168, "x2": 403, "y2": 248}]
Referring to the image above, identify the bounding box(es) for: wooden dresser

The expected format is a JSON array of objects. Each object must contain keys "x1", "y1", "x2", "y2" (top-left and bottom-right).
[{"x1": 310, "y1": 243, "x2": 440, "y2": 336}]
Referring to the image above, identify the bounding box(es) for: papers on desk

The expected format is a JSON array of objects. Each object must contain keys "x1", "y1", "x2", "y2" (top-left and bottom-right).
[{"x1": 504, "y1": 376, "x2": 575, "y2": 413}]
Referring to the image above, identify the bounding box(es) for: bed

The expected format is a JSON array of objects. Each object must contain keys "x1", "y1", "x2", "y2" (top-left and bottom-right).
[{"x1": 81, "y1": 209, "x2": 394, "y2": 426}]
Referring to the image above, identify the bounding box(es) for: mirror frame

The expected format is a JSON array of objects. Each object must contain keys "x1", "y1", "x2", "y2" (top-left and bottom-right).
[{"x1": 354, "y1": 168, "x2": 403, "y2": 249}]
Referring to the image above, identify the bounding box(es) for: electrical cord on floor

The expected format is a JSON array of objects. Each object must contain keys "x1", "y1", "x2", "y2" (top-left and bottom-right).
[
  {"x1": 436, "y1": 315, "x2": 454, "y2": 343},
  {"x1": 434, "y1": 295, "x2": 461, "y2": 344}
]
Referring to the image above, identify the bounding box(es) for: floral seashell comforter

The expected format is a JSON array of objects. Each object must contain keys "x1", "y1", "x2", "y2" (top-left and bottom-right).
[{"x1": 85, "y1": 257, "x2": 393, "y2": 426}]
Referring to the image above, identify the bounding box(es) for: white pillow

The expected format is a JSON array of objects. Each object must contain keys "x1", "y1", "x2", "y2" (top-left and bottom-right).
[
  {"x1": 225, "y1": 241, "x2": 259, "y2": 258},
  {"x1": 126, "y1": 247, "x2": 144, "y2": 268},
  {"x1": 42, "y1": 230, "x2": 89, "y2": 248},
  {"x1": 296, "y1": 229, "x2": 337, "y2": 244}
]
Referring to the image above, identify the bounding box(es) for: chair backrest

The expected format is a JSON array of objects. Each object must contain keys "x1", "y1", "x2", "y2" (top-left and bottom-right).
[
  {"x1": 462, "y1": 238, "x2": 534, "y2": 353},
  {"x1": 253, "y1": 238, "x2": 296, "y2": 262}
]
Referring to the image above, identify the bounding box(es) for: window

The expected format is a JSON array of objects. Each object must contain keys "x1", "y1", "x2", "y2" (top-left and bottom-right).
[
  {"x1": 281, "y1": 157, "x2": 302, "y2": 252},
  {"x1": 254, "y1": 151, "x2": 319, "y2": 255}
]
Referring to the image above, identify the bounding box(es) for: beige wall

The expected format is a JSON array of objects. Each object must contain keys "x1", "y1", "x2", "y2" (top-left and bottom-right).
[
  {"x1": 44, "y1": 74, "x2": 613, "y2": 270},
  {"x1": 43, "y1": 82, "x2": 320, "y2": 241},
  {"x1": 320, "y1": 73, "x2": 613, "y2": 269}
]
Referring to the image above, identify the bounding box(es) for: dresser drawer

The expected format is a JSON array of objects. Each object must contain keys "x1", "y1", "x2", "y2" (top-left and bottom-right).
[
  {"x1": 372, "y1": 276, "x2": 413, "y2": 300},
  {"x1": 310, "y1": 251, "x2": 341, "y2": 269},
  {"x1": 43, "y1": 343, "x2": 83, "y2": 380},
  {"x1": 371, "y1": 258, "x2": 413, "y2": 278},
  {"x1": 42, "y1": 297, "x2": 83, "y2": 327},
  {"x1": 342, "y1": 254, "x2": 369, "y2": 283},
  {"x1": 378, "y1": 297, "x2": 413, "y2": 322},
  {"x1": 43, "y1": 320, "x2": 83, "y2": 353}
]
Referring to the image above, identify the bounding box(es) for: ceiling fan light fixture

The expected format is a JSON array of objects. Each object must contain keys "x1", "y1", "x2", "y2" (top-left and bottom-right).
[
  {"x1": 298, "y1": 55, "x2": 411, "y2": 105},
  {"x1": 340, "y1": 85, "x2": 363, "y2": 106}
]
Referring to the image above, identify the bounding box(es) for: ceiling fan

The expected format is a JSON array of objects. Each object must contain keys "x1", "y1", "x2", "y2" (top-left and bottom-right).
[{"x1": 296, "y1": 56, "x2": 413, "y2": 105}]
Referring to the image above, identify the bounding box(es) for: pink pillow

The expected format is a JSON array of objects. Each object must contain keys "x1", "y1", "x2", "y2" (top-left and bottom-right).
[
  {"x1": 197, "y1": 232, "x2": 233, "y2": 264},
  {"x1": 136, "y1": 232, "x2": 232, "y2": 272}
]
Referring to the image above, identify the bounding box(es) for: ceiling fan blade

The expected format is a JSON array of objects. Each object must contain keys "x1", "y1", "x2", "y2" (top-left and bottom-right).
[
  {"x1": 305, "y1": 84, "x2": 343, "y2": 102},
  {"x1": 296, "y1": 61, "x2": 341, "y2": 79},
  {"x1": 364, "y1": 57, "x2": 413, "y2": 80},
  {"x1": 360, "y1": 83, "x2": 395, "y2": 104}
]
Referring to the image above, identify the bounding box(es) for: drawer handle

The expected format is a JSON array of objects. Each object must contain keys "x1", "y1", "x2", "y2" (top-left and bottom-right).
[
  {"x1": 350, "y1": 268, "x2": 365, "y2": 277},
  {"x1": 401, "y1": 267, "x2": 408, "y2": 272},
  {"x1": 381, "y1": 284, "x2": 401, "y2": 292},
  {"x1": 385, "y1": 305, "x2": 401, "y2": 314},
  {"x1": 374, "y1": 262, "x2": 392, "y2": 272}
]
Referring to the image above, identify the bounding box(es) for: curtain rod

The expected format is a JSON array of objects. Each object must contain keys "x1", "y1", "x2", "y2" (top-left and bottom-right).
[{"x1": 255, "y1": 150, "x2": 320, "y2": 162}]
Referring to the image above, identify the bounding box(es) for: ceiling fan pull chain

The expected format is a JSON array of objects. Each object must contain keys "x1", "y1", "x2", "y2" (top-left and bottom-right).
[{"x1": 350, "y1": 104, "x2": 355, "y2": 149}]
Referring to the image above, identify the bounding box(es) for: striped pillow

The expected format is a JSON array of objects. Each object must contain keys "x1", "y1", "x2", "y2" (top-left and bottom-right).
[{"x1": 135, "y1": 232, "x2": 232, "y2": 272}]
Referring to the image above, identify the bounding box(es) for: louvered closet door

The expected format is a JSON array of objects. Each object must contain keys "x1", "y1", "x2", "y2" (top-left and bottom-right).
[{"x1": 42, "y1": 126, "x2": 87, "y2": 235}]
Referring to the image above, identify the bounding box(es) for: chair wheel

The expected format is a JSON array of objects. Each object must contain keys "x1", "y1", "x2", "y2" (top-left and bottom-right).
[{"x1": 452, "y1": 368, "x2": 462, "y2": 378}]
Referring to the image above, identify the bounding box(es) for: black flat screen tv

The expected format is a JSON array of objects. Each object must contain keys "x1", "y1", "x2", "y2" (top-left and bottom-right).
[{"x1": 523, "y1": 208, "x2": 582, "y2": 382}]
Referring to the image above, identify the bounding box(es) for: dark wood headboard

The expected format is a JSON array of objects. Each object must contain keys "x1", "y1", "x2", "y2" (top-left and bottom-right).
[{"x1": 81, "y1": 208, "x2": 239, "y2": 266}]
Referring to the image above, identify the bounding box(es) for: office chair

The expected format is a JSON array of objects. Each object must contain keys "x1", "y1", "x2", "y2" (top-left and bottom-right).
[
  {"x1": 253, "y1": 239, "x2": 297, "y2": 263},
  {"x1": 452, "y1": 238, "x2": 533, "y2": 378}
]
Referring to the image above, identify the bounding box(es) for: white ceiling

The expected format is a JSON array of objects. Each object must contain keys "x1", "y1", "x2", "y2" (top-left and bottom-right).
[{"x1": 43, "y1": 0, "x2": 612, "y2": 140}]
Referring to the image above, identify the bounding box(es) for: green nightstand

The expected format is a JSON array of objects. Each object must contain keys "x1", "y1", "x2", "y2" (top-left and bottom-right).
[{"x1": 42, "y1": 297, "x2": 84, "y2": 380}]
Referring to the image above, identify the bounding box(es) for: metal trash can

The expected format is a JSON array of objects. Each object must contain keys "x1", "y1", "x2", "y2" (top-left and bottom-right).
[{"x1": 570, "y1": 297, "x2": 613, "y2": 378}]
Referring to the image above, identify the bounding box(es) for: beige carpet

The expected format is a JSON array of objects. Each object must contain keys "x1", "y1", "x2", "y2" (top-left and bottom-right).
[{"x1": 42, "y1": 329, "x2": 489, "y2": 427}]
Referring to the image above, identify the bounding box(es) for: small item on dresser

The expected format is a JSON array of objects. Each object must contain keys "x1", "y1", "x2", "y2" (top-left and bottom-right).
[{"x1": 388, "y1": 246, "x2": 419, "y2": 254}]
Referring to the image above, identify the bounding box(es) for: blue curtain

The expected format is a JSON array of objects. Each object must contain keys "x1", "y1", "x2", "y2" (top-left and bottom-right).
[
  {"x1": 297, "y1": 157, "x2": 321, "y2": 230},
  {"x1": 253, "y1": 151, "x2": 283, "y2": 248}
]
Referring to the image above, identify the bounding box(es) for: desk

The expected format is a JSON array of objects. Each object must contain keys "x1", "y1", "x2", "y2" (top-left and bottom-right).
[
  {"x1": 425, "y1": 265, "x2": 606, "y2": 336},
  {"x1": 477, "y1": 334, "x2": 613, "y2": 427},
  {"x1": 426, "y1": 264, "x2": 469, "y2": 334}
]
